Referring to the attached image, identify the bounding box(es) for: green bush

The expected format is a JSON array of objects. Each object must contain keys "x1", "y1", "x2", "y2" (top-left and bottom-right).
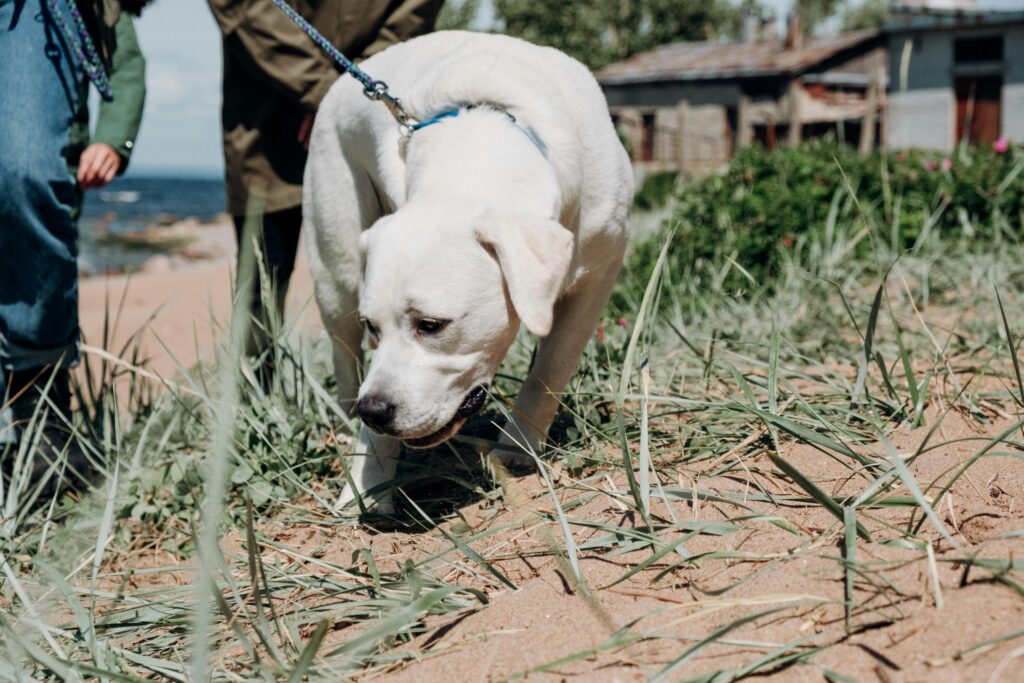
[
  {"x1": 634, "y1": 171, "x2": 679, "y2": 212},
  {"x1": 631, "y1": 139, "x2": 1024, "y2": 293}
]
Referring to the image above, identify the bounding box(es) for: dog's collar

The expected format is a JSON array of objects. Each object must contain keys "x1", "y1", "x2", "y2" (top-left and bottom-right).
[{"x1": 408, "y1": 106, "x2": 548, "y2": 158}]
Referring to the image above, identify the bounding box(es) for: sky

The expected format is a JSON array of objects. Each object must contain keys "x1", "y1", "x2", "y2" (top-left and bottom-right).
[
  {"x1": 119, "y1": 0, "x2": 223, "y2": 175},
  {"x1": 121, "y1": 0, "x2": 825, "y2": 176}
]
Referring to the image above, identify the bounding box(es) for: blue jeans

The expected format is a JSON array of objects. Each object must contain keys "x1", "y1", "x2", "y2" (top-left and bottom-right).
[{"x1": 0, "y1": 0, "x2": 84, "y2": 442}]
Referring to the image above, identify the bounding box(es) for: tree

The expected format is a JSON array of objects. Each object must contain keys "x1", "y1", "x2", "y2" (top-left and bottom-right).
[
  {"x1": 842, "y1": 0, "x2": 890, "y2": 31},
  {"x1": 726, "y1": 0, "x2": 772, "y2": 42},
  {"x1": 796, "y1": 0, "x2": 846, "y2": 36},
  {"x1": 437, "y1": 0, "x2": 481, "y2": 31},
  {"x1": 493, "y1": 0, "x2": 743, "y2": 70}
]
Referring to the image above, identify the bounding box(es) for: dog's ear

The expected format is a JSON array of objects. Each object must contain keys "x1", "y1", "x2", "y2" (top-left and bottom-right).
[
  {"x1": 475, "y1": 211, "x2": 574, "y2": 337},
  {"x1": 359, "y1": 215, "x2": 392, "y2": 259},
  {"x1": 358, "y1": 229, "x2": 373, "y2": 258}
]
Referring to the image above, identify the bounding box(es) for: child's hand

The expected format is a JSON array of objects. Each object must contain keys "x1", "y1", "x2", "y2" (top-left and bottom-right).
[{"x1": 78, "y1": 143, "x2": 121, "y2": 189}]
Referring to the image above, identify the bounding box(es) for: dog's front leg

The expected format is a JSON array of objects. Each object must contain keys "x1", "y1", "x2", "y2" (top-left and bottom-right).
[
  {"x1": 335, "y1": 427, "x2": 400, "y2": 515},
  {"x1": 497, "y1": 259, "x2": 624, "y2": 467},
  {"x1": 327, "y1": 317, "x2": 400, "y2": 516}
]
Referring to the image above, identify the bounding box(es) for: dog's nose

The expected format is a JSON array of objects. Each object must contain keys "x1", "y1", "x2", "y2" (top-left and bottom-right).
[{"x1": 356, "y1": 394, "x2": 396, "y2": 434}]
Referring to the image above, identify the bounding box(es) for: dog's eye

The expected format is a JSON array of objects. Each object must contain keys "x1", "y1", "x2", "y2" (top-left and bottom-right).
[
  {"x1": 416, "y1": 318, "x2": 450, "y2": 335},
  {"x1": 361, "y1": 318, "x2": 380, "y2": 341}
]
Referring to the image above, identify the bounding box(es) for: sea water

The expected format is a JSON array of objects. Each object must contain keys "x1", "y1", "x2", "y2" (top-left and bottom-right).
[{"x1": 79, "y1": 174, "x2": 226, "y2": 274}]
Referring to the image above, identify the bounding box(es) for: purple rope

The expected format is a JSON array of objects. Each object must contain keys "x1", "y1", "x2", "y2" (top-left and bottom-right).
[{"x1": 45, "y1": 0, "x2": 114, "y2": 101}]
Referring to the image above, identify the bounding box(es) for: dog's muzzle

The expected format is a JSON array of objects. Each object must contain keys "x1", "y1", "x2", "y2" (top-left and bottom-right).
[
  {"x1": 456, "y1": 386, "x2": 488, "y2": 418},
  {"x1": 402, "y1": 385, "x2": 489, "y2": 449}
]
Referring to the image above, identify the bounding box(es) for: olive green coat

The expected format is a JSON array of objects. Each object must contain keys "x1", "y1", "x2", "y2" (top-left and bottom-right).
[
  {"x1": 207, "y1": 0, "x2": 444, "y2": 216},
  {"x1": 68, "y1": 13, "x2": 147, "y2": 174}
]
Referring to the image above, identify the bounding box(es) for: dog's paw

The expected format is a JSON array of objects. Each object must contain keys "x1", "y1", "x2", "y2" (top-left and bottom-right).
[
  {"x1": 333, "y1": 486, "x2": 396, "y2": 517},
  {"x1": 365, "y1": 500, "x2": 397, "y2": 517},
  {"x1": 494, "y1": 447, "x2": 536, "y2": 472},
  {"x1": 491, "y1": 429, "x2": 542, "y2": 473}
]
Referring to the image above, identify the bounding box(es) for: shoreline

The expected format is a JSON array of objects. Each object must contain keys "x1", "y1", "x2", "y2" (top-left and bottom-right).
[
  {"x1": 79, "y1": 220, "x2": 319, "y2": 380},
  {"x1": 80, "y1": 213, "x2": 237, "y2": 278}
]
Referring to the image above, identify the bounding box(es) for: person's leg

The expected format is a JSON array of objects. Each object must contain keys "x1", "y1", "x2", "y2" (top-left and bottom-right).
[
  {"x1": 233, "y1": 206, "x2": 303, "y2": 385},
  {"x1": 0, "y1": 0, "x2": 86, "y2": 446}
]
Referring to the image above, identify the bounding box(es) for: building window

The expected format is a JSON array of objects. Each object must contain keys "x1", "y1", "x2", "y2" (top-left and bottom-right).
[
  {"x1": 641, "y1": 113, "x2": 656, "y2": 162},
  {"x1": 954, "y1": 36, "x2": 1004, "y2": 63}
]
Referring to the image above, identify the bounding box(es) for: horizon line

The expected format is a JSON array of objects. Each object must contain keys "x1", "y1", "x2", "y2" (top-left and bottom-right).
[{"x1": 125, "y1": 166, "x2": 224, "y2": 180}]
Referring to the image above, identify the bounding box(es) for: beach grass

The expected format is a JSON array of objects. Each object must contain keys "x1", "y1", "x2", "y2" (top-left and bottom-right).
[{"x1": 2, "y1": 147, "x2": 1024, "y2": 680}]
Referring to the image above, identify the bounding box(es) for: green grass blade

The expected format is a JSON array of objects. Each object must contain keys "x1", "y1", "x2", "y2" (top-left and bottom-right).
[
  {"x1": 767, "y1": 450, "x2": 871, "y2": 541},
  {"x1": 616, "y1": 231, "x2": 674, "y2": 530},
  {"x1": 843, "y1": 506, "x2": 857, "y2": 632},
  {"x1": 401, "y1": 491, "x2": 518, "y2": 591},
  {"x1": 996, "y1": 287, "x2": 1024, "y2": 407},
  {"x1": 286, "y1": 619, "x2": 329, "y2": 683},
  {"x1": 768, "y1": 312, "x2": 780, "y2": 414},
  {"x1": 650, "y1": 606, "x2": 791, "y2": 683},
  {"x1": 639, "y1": 360, "x2": 652, "y2": 518},
  {"x1": 884, "y1": 446, "x2": 961, "y2": 548}
]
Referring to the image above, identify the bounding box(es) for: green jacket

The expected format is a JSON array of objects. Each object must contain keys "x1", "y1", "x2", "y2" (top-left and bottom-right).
[
  {"x1": 207, "y1": 0, "x2": 444, "y2": 216},
  {"x1": 68, "y1": 13, "x2": 146, "y2": 174}
]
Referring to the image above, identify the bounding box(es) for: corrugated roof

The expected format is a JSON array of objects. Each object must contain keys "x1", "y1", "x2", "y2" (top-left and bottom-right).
[
  {"x1": 894, "y1": 0, "x2": 1024, "y2": 12},
  {"x1": 888, "y1": 1, "x2": 1024, "y2": 29},
  {"x1": 596, "y1": 30, "x2": 880, "y2": 85},
  {"x1": 888, "y1": 0, "x2": 1024, "y2": 28}
]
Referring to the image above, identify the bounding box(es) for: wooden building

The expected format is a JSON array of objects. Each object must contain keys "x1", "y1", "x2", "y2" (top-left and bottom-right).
[
  {"x1": 886, "y1": 0, "x2": 1024, "y2": 150},
  {"x1": 596, "y1": 27, "x2": 886, "y2": 174}
]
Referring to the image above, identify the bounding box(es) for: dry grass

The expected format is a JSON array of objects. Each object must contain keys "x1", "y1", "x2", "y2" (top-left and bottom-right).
[{"x1": 2, "y1": 169, "x2": 1024, "y2": 681}]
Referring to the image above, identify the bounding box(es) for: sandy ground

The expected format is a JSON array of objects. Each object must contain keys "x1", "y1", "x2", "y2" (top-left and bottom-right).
[
  {"x1": 177, "y1": 405, "x2": 1024, "y2": 682},
  {"x1": 282, "y1": 410, "x2": 1024, "y2": 682},
  {"x1": 78, "y1": 226, "x2": 1024, "y2": 681},
  {"x1": 79, "y1": 218, "x2": 320, "y2": 380}
]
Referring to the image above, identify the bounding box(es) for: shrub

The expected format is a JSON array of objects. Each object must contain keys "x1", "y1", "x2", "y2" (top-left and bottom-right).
[
  {"x1": 632, "y1": 139, "x2": 1024, "y2": 293},
  {"x1": 633, "y1": 171, "x2": 679, "y2": 212}
]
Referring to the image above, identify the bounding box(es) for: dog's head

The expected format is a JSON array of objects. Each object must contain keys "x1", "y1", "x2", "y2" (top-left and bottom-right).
[{"x1": 355, "y1": 202, "x2": 574, "y2": 448}]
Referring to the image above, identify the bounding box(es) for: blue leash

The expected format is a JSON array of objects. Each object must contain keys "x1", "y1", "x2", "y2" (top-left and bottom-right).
[
  {"x1": 269, "y1": 0, "x2": 414, "y2": 130},
  {"x1": 45, "y1": 0, "x2": 114, "y2": 101},
  {"x1": 270, "y1": 0, "x2": 546, "y2": 155}
]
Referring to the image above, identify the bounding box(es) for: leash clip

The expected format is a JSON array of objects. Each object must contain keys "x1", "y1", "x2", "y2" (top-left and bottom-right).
[{"x1": 364, "y1": 81, "x2": 416, "y2": 136}]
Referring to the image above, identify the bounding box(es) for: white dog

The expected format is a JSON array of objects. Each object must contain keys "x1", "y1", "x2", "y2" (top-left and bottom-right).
[{"x1": 304, "y1": 31, "x2": 632, "y2": 514}]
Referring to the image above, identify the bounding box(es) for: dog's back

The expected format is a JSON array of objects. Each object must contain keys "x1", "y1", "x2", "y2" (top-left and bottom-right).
[{"x1": 318, "y1": 31, "x2": 633, "y2": 234}]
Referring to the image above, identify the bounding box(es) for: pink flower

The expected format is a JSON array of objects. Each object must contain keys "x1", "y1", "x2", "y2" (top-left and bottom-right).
[
  {"x1": 923, "y1": 160, "x2": 938, "y2": 171},
  {"x1": 994, "y1": 137, "x2": 1010, "y2": 154},
  {"x1": 616, "y1": 317, "x2": 629, "y2": 328},
  {"x1": 942, "y1": 158, "x2": 953, "y2": 171}
]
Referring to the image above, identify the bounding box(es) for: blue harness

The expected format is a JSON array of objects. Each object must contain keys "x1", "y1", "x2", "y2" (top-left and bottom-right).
[{"x1": 409, "y1": 108, "x2": 548, "y2": 158}]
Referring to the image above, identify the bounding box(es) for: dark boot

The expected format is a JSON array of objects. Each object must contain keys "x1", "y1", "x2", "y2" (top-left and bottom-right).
[{"x1": 3, "y1": 366, "x2": 95, "y2": 500}]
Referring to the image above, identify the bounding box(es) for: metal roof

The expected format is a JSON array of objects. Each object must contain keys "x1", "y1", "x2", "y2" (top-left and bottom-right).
[
  {"x1": 888, "y1": 1, "x2": 1024, "y2": 29},
  {"x1": 596, "y1": 30, "x2": 881, "y2": 86},
  {"x1": 893, "y1": 0, "x2": 1024, "y2": 12}
]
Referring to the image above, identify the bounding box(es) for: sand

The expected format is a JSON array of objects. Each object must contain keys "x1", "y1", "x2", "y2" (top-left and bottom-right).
[
  {"x1": 76, "y1": 238, "x2": 1024, "y2": 681},
  {"x1": 78, "y1": 219, "x2": 319, "y2": 380},
  {"x1": 347, "y1": 411, "x2": 1024, "y2": 682}
]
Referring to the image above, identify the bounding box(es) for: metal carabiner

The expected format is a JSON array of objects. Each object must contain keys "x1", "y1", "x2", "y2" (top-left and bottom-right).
[{"x1": 364, "y1": 81, "x2": 416, "y2": 136}]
